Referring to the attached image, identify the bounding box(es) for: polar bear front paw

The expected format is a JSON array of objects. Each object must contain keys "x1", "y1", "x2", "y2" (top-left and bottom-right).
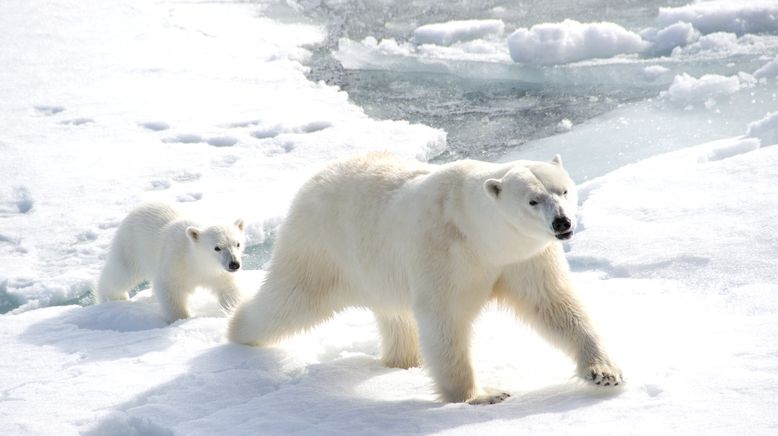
[
  {"x1": 467, "y1": 389, "x2": 511, "y2": 405},
  {"x1": 581, "y1": 363, "x2": 623, "y2": 387}
]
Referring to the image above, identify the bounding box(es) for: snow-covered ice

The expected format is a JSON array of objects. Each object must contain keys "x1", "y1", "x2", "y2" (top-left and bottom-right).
[
  {"x1": 507, "y1": 20, "x2": 649, "y2": 65},
  {"x1": 648, "y1": 21, "x2": 699, "y2": 54},
  {"x1": 657, "y1": 0, "x2": 778, "y2": 35},
  {"x1": 755, "y1": 54, "x2": 778, "y2": 79},
  {"x1": 2, "y1": 0, "x2": 778, "y2": 434},
  {"x1": 661, "y1": 72, "x2": 744, "y2": 106},
  {"x1": 413, "y1": 19, "x2": 505, "y2": 46}
]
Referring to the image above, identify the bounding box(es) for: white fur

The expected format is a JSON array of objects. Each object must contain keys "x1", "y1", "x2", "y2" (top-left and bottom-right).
[
  {"x1": 228, "y1": 153, "x2": 622, "y2": 403},
  {"x1": 96, "y1": 202, "x2": 246, "y2": 323}
]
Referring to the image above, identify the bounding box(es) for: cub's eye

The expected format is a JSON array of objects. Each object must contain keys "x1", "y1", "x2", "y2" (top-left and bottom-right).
[
  {"x1": 529, "y1": 200, "x2": 539, "y2": 206},
  {"x1": 214, "y1": 247, "x2": 221, "y2": 252},
  {"x1": 237, "y1": 243, "x2": 241, "y2": 248},
  {"x1": 563, "y1": 190, "x2": 568, "y2": 196}
]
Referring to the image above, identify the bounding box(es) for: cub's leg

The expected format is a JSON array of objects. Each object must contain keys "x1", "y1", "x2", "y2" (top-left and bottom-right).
[
  {"x1": 153, "y1": 277, "x2": 194, "y2": 323},
  {"x1": 495, "y1": 244, "x2": 623, "y2": 386},
  {"x1": 96, "y1": 251, "x2": 142, "y2": 303},
  {"x1": 213, "y1": 279, "x2": 243, "y2": 314},
  {"x1": 376, "y1": 312, "x2": 422, "y2": 369}
]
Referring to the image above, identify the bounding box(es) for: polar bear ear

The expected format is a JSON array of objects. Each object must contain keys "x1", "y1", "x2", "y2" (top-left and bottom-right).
[
  {"x1": 484, "y1": 178, "x2": 502, "y2": 200},
  {"x1": 550, "y1": 154, "x2": 563, "y2": 167},
  {"x1": 234, "y1": 218, "x2": 245, "y2": 232},
  {"x1": 186, "y1": 226, "x2": 200, "y2": 242}
]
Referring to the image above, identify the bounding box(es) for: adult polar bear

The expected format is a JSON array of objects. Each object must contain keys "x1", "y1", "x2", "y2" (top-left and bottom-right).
[{"x1": 229, "y1": 153, "x2": 622, "y2": 404}]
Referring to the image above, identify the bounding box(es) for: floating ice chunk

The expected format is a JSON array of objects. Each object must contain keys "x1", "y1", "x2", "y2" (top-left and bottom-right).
[
  {"x1": 754, "y1": 55, "x2": 778, "y2": 78},
  {"x1": 334, "y1": 35, "x2": 512, "y2": 74},
  {"x1": 556, "y1": 119, "x2": 573, "y2": 132},
  {"x1": 657, "y1": 1, "x2": 778, "y2": 35},
  {"x1": 677, "y1": 32, "x2": 739, "y2": 56},
  {"x1": 641, "y1": 65, "x2": 671, "y2": 81},
  {"x1": 746, "y1": 111, "x2": 778, "y2": 145},
  {"x1": 652, "y1": 21, "x2": 699, "y2": 54},
  {"x1": 507, "y1": 19, "x2": 649, "y2": 65},
  {"x1": 413, "y1": 19, "x2": 505, "y2": 46},
  {"x1": 662, "y1": 73, "x2": 741, "y2": 105}
]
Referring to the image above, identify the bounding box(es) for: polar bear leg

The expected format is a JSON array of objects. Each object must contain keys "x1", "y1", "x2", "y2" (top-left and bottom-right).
[
  {"x1": 153, "y1": 278, "x2": 192, "y2": 323},
  {"x1": 228, "y1": 272, "x2": 340, "y2": 346},
  {"x1": 376, "y1": 312, "x2": 422, "y2": 369},
  {"x1": 495, "y1": 245, "x2": 623, "y2": 386},
  {"x1": 214, "y1": 281, "x2": 242, "y2": 314},
  {"x1": 96, "y1": 252, "x2": 140, "y2": 303},
  {"x1": 415, "y1": 306, "x2": 508, "y2": 404}
]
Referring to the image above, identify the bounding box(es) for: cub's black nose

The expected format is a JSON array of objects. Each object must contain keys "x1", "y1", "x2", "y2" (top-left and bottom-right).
[
  {"x1": 228, "y1": 261, "x2": 241, "y2": 271},
  {"x1": 552, "y1": 216, "x2": 572, "y2": 233}
]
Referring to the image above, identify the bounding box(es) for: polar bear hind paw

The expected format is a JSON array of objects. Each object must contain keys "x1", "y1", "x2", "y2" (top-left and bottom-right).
[{"x1": 467, "y1": 389, "x2": 511, "y2": 405}]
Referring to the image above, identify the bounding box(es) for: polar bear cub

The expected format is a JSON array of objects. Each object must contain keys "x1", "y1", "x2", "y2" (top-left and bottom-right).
[
  {"x1": 229, "y1": 153, "x2": 622, "y2": 404},
  {"x1": 96, "y1": 202, "x2": 246, "y2": 322}
]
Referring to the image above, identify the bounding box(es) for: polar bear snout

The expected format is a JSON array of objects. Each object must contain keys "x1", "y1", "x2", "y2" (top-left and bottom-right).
[
  {"x1": 228, "y1": 260, "x2": 241, "y2": 272},
  {"x1": 552, "y1": 216, "x2": 573, "y2": 240}
]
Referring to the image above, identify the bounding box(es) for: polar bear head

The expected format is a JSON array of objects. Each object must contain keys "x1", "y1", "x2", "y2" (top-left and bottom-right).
[
  {"x1": 484, "y1": 155, "x2": 578, "y2": 241},
  {"x1": 186, "y1": 219, "x2": 246, "y2": 273}
]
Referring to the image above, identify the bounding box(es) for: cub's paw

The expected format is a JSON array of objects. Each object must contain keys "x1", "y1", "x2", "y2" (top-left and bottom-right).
[
  {"x1": 580, "y1": 363, "x2": 624, "y2": 387},
  {"x1": 467, "y1": 388, "x2": 511, "y2": 405}
]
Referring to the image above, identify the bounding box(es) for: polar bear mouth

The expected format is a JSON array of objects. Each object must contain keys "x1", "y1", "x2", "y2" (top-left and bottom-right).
[{"x1": 555, "y1": 231, "x2": 573, "y2": 240}]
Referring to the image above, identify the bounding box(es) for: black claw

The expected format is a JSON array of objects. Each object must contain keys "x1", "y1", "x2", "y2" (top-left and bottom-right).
[{"x1": 596, "y1": 381, "x2": 601, "y2": 385}]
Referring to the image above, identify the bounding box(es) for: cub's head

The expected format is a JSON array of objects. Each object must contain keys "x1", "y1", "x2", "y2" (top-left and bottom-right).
[
  {"x1": 483, "y1": 155, "x2": 578, "y2": 241},
  {"x1": 186, "y1": 219, "x2": 246, "y2": 273}
]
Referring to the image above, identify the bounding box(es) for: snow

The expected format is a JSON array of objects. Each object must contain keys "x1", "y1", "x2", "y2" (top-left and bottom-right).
[
  {"x1": 507, "y1": 19, "x2": 649, "y2": 65},
  {"x1": 657, "y1": 0, "x2": 778, "y2": 35},
  {"x1": 413, "y1": 19, "x2": 505, "y2": 46},
  {"x1": 2, "y1": 0, "x2": 778, "y2": 434}
]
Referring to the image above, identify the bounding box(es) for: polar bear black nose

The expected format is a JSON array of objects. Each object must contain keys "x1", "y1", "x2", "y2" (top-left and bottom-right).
[
  {"x1": 552, "y1": 216, "x2": 572, "y2": 233},
  {"x1": 228, "y1": 261, "x2": 241, "y2": 271}
]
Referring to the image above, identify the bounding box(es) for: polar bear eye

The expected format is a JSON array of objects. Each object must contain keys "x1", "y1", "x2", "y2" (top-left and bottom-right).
[
  {"x1": 563, "y1": 189, "x2": 568, "y2": 196},
  {"x1": 214, "y1": 246, "x2": 221, "y2": 252},
  {"x1": 237, "y1": 243, "x2": 240, "y2": 248},
  {"x1": 529, "y1": 200, "x2": 539, "y2": 206}
]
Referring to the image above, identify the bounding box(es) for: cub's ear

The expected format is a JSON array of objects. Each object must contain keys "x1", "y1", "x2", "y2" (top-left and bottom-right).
[
  {"x1": 484, "y1": 178, "x2": 502, "y2": 199},
  {"x1": 186, "y1": 226, "x2": 200, "y2": 242},
  {"x1": 234, "y1": 218, "x2": 245, "y2": 232},
  {"x1": 550, "y1": 154, "x2": 563, "y2": 167}
]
